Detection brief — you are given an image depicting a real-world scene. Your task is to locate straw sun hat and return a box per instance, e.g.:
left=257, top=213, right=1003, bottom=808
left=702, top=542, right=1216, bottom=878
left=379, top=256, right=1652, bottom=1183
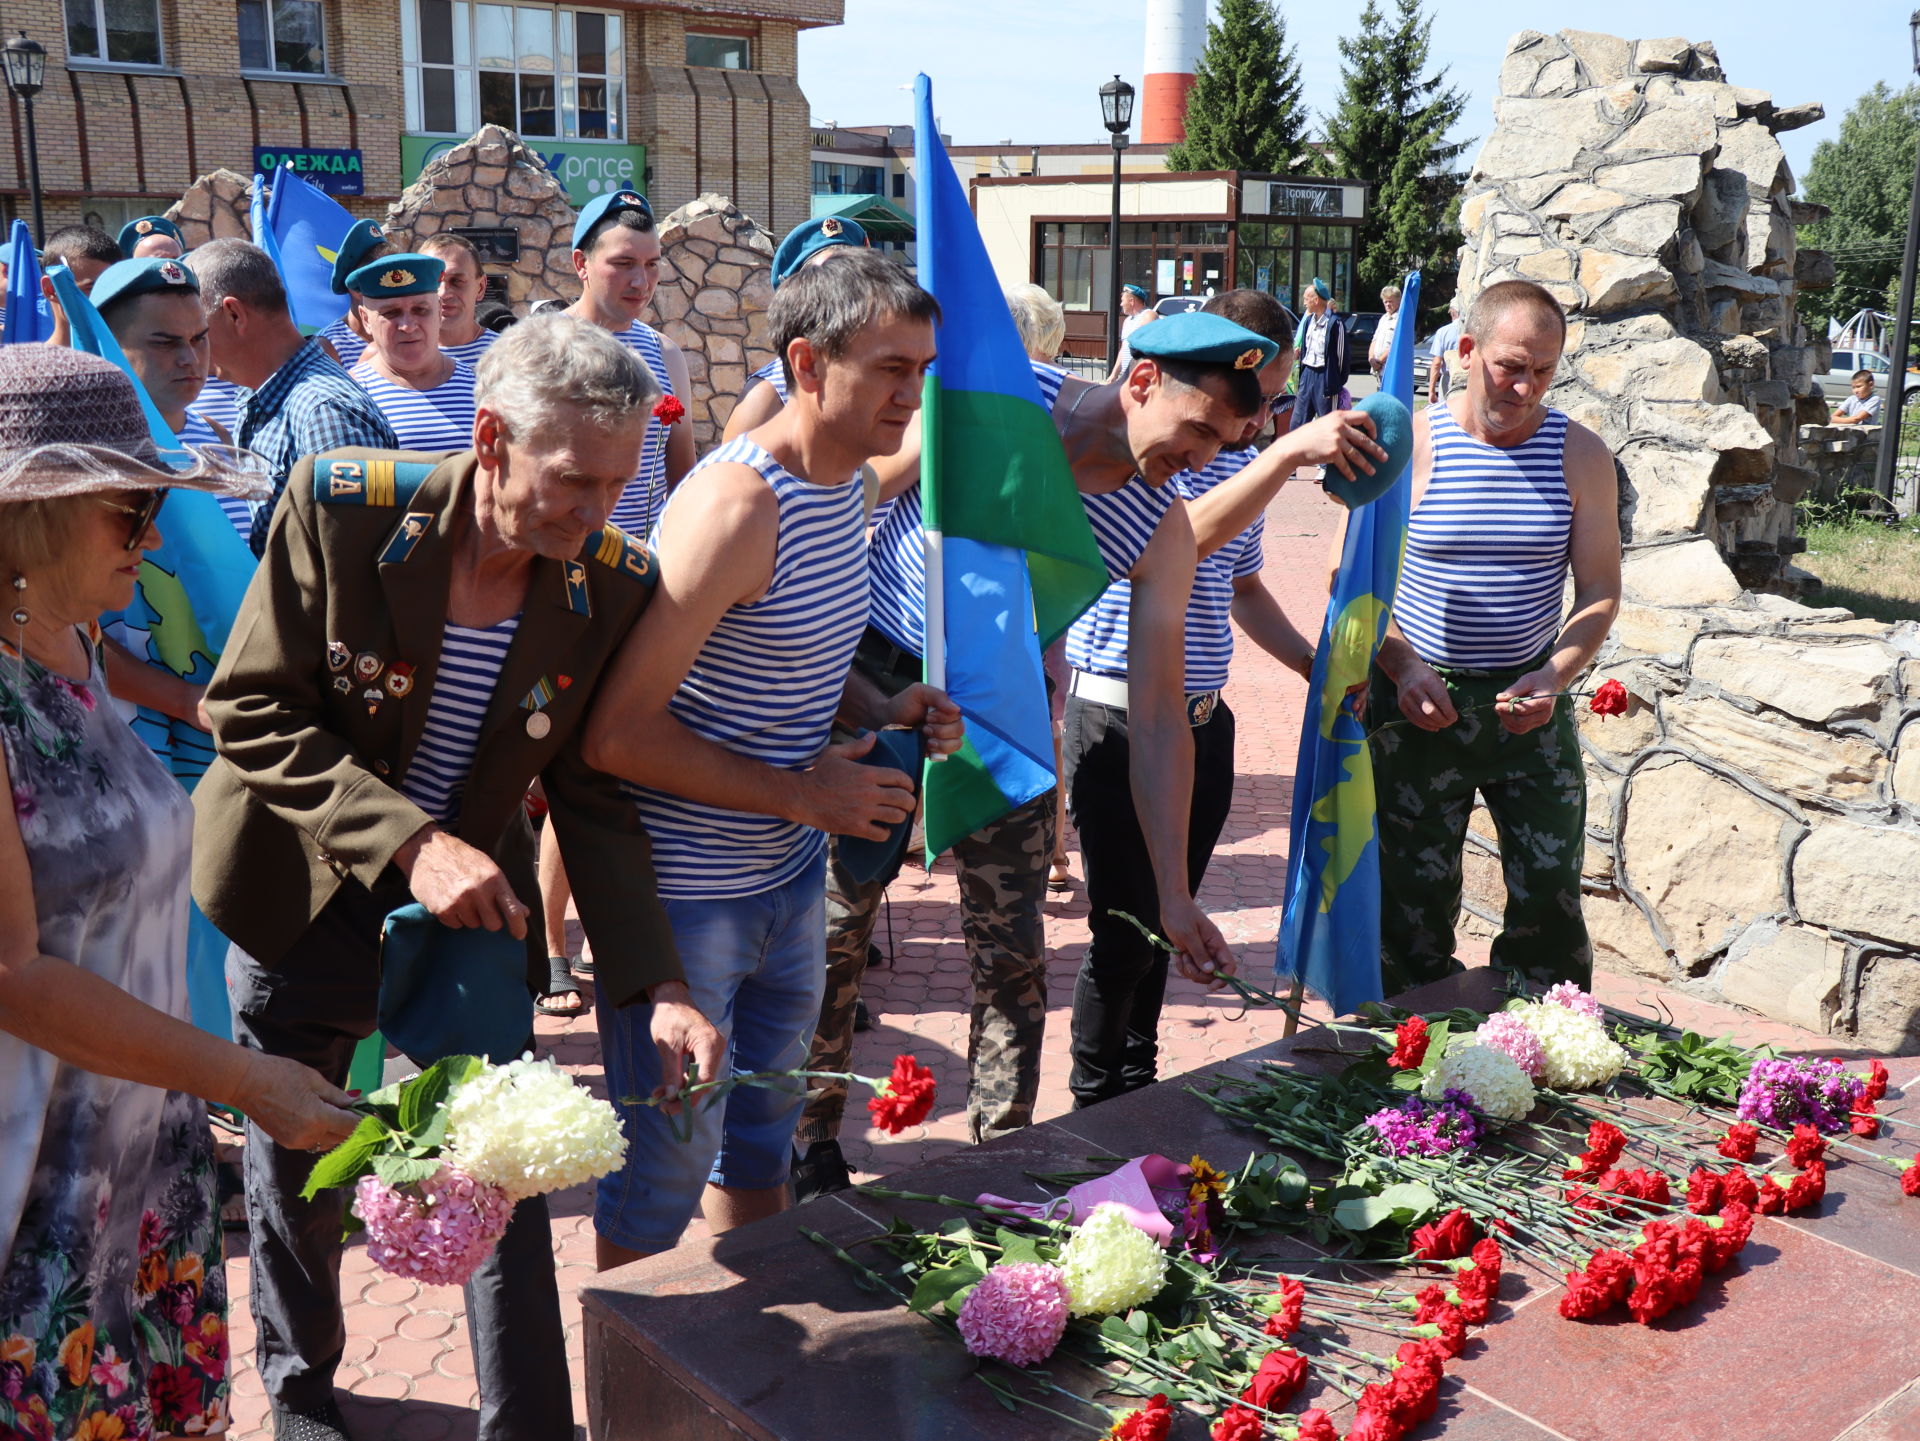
left=0, top=344, right=270, bottom=502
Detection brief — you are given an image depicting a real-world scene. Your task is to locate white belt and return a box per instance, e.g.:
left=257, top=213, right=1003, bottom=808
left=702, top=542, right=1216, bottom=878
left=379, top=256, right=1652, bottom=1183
left=1069, top=670, right=1220, bottom=727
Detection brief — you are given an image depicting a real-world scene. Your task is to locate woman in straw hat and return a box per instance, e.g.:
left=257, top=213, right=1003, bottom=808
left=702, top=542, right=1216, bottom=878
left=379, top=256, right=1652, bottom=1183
left=0, top=347, right=358, bottom=1441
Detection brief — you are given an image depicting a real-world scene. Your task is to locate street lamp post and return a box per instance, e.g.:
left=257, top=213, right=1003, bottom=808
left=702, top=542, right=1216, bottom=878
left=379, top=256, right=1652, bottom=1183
left=2, top=33, right=47, bottom=246
left=1874, top=9, right=1920, bottom=505
left=1099, top=75, right=1135, bottom=370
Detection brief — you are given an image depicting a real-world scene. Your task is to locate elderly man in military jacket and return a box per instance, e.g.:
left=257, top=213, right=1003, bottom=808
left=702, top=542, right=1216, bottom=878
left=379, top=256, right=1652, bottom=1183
left=193, top=314, right=718, bottom=1441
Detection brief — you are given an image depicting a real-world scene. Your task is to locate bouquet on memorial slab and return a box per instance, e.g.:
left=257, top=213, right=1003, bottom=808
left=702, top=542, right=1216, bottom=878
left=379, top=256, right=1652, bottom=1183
left=618, top=1052, right=939, bottom=1141
left=302, top=1054, right=627, bottom=1286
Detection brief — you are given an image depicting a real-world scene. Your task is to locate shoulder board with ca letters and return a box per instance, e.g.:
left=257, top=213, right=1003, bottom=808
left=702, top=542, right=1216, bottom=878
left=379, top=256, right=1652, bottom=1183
left=314, top=455, right=437, bottom=509
left=587, top=525, right=658, bottom=587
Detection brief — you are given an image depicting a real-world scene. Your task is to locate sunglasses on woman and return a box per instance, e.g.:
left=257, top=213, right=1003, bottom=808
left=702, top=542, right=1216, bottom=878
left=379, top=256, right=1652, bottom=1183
left=95, top=489, right=169, bottom=551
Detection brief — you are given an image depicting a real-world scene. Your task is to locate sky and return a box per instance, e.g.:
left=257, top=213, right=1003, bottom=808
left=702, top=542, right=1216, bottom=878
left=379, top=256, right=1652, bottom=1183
left=798, top=0, right=1918, bottom=188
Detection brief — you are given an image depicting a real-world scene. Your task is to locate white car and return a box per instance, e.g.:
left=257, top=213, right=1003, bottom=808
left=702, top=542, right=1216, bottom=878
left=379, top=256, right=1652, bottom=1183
left=1820, top=347, right=1919, bottom=404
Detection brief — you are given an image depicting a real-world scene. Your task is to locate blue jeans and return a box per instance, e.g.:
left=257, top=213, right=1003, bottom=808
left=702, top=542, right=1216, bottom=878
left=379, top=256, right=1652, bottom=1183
left=594, top=854, right=827, bottom=1253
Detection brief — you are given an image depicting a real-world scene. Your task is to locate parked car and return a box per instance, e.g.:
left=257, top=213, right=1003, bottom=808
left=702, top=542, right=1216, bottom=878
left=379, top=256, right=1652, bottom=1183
left=1343, top=310, right=1385, bottom=358
left=1153, top=295, right=1206, bottom=316
left=1820, top=347, right=1920, bottom=405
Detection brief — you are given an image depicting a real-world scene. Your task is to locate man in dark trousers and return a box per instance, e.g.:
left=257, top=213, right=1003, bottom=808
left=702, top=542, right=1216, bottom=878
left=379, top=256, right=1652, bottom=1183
left=1290, top=276, right=1350, bottom=427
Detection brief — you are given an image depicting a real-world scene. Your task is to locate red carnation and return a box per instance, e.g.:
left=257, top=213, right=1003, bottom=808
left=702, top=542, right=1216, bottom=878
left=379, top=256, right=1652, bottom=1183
left=1587, top=1248, right=1634, bottom=1302
left=1411, top=1208, right=1475, bottom=1261
left=1589, top=678, right=1629, bottom=718
left=1755, top=1174, right=1788, bottom=1215
left=1852, top=1099, right=1880, bottom=1138
left=1453, top=1267, right=1496, bottom=1324
left=1209, top=1405, right=1264, bottom=1441
left=1410, top=1282, right=1451, bottom=1324
left=1786, top=1125, right=1827, bottom=1170
left=1558, top=1271, right=1614, bottom=1319
left=1388, top=1361, right=1443, bottom=1426
left=1785, top=1159, right=1827, bottom=1212
left=1624, top=1169, right=1672, bottom=1207
left=651, top=394, right=686, bottom=425
left=1468, top=1238, right=1503, bottom=1281
left=1428, top=1304, right=1468, bottom=1358
left=1904, top=1158, right=1920, bottom=1198
left=1719, top=1166, right=1759, bottom=1210
left=1389, top=1015, right=1430, bottom=1069
left=1346, top=1406, right=1407, bottom=1441
left=1685, top=1167, right=1723, bottom=1215
left=1717, top=1123, right=1760, bottom=1161
left=866, top=1054, right=936, bottom=1134
left=1865, top=1059, right=1890, bottom=1104
left=1707, top=1201, right=1754, bottom=1272
left=1294, top=1411, right=1339, bottom=1441
left=1112, top=1395, right=1174, bottom=1441
left=1564, top=1120, right=1627, bottom=1180
left=1262, top=1277, right=1305, bottom=1338
left=1241, top=1347, right=1310, bottom=1410
left=1625, top=1266, right=1680, bottom=1324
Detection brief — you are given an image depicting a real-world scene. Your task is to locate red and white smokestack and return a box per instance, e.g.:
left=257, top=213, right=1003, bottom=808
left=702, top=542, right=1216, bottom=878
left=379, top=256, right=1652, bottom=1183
left=1141, top=0, right=1206, bottom=144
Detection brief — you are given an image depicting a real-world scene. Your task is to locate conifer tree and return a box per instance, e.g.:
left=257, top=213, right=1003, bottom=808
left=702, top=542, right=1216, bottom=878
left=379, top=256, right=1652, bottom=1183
left=1165, top=0, right=1307, bottom=174
left=1319, top=0, right=1469, bottom=314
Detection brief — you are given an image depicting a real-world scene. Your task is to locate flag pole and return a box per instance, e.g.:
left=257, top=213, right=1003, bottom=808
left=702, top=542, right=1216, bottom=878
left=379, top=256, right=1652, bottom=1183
left=923, top=526, right=946, bottom=695
left=1281, top=977, right=1306, bottom=1038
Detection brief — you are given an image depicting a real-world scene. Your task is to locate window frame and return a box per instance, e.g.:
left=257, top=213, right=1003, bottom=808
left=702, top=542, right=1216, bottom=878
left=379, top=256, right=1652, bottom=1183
left=684, top=30, right=750, bottom=70
left=64, top=0, right=166, bottom=69
left=403, top=0, right=624, bottom=141
left=238, top=0, right=330, bottom=77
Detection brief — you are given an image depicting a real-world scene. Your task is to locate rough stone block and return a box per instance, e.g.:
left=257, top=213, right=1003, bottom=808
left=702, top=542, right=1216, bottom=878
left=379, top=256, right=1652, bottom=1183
left=1621, top=538, right=1741, bottom=605
left=1501, top=31, right=1578, bottom=99
left=1716, top=920, right=1844, bottom=1031
left=1562, top=29, right=1633, bottom=85
left=1895, top=727, right=1920, bottom=808
left=1690, top=635, right=1896, bottom=724
left=1612, top=600, right=1707, bottom=657
left=1620, top=442, right=1713, bottom=538
left=1594, top=155, right=1705, bottom=203
left=1577, top=250, right=1676, bottom=312
left=1794, top=823, right=1920, bottom=948
left=1714, top=120, right=1790, bottom=198
left=1856, top=954, right=1920, bottom=1053
left=1585, top=886, right=1673, bottom=980
left=1662, top=692, right=1886, bottom=804
left=1617, top=97, right=1719, bottom=156
left=1635, top=36, right=1694, bottom=72
left=1620, top=756, right=1795, bottom=967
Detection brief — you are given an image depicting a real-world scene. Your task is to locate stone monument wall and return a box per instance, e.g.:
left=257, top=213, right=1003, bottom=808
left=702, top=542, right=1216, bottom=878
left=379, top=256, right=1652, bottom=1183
left=653, top=195, right=776, bottom=450
left=1456, top=31, right=1920, bottom=1048
left=167, top=170, right=253, bottom=249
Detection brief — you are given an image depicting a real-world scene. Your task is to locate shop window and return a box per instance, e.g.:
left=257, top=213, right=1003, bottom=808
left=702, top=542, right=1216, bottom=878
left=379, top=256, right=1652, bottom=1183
left=66, top=0, right=163, bottom=66
left=685, top=32, right=748, bottom=69
left=239, top=0, right=326, bottom=73
left=404, top=0, right=622, bottom=139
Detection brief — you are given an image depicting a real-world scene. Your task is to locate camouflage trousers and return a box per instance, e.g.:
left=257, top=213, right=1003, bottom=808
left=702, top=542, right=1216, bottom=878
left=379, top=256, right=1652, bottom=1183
left=1370, top=659, right=1593, bottom=996
left=799, top=791, right=1055, bottom=1147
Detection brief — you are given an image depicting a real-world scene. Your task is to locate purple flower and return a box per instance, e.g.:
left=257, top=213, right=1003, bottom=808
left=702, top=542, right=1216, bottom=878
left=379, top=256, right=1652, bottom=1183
left=353, top=1163, right=514, bottom=1287
left=1363, top=1091, right=1483, bottom=1158
left=1737, top=1056, right=1866, bottom=1135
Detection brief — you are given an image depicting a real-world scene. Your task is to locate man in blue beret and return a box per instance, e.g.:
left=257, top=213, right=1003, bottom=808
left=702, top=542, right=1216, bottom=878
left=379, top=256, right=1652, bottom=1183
left=117, top=214, right=184, bottom=260
left=316, top=218, right=391, bottom=370
left=722, top=214, right=869, bottom=441
left=1106, top=282, right=1160, bottom=380
left=1291, top=276, right=1351, bottom=427
left=342, top=253, right=482, bottom=458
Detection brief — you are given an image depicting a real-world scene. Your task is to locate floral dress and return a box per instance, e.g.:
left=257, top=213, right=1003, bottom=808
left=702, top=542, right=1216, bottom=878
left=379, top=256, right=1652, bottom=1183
left=0, top=632, right=228, bottom=1441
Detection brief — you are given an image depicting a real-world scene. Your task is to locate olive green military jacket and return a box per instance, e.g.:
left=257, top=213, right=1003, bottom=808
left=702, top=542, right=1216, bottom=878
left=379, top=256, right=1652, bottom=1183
left=191, top=448, right=680, bottom=1008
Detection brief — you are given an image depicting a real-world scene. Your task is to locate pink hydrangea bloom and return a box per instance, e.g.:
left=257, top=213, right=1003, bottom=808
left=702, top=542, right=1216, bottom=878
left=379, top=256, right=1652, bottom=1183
left=353, top=1163, right=514, bottom=1287
left=1475, top=1012, right=1547, bottom=1079
left=1543, top=981, right=1603, bottom=1022
left=955, top=1262, right=1072, bottom=1367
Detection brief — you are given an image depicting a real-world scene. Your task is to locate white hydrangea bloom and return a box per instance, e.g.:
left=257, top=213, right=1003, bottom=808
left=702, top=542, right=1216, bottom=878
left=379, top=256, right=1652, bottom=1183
left=1514, top=1002, right=1628, bottom=1090
left=1420, top=1043, right=1536, bottom=1121
left=445, top=1056, right=628, bottom=1200
left=1056, top=1203, right=1168, bottom=1317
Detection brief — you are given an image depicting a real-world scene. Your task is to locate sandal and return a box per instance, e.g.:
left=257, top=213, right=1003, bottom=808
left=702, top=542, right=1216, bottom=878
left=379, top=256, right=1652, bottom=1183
left=538, top=955, right=586, bottom=1015
left=1048, top=862, right=1074, bottom=891
left=573, top=937, right=595, bottom=977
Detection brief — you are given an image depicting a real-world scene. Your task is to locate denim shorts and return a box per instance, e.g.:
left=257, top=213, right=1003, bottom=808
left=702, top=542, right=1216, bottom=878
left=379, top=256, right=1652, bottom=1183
left=593, top=855, right=827, bottom=1253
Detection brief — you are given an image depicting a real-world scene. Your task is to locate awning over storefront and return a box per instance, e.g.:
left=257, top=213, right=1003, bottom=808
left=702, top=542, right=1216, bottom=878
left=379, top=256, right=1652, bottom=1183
left=811, top=192, right=916, bottom=243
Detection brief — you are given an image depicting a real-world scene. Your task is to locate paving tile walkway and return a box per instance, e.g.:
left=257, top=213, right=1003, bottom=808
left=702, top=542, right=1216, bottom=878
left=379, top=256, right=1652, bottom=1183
left=218, top=478, right=1823, bottom=1439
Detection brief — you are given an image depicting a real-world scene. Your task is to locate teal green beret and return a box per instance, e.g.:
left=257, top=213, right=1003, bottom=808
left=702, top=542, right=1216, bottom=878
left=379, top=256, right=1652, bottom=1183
left=91, top=256, right=199, bottom=314
left=572, top=188, right=653, bottom=250
left=345, top=253, right=444, bottom=299
left=1129, top=311, right=1280, bottom=372
left=772, top=216, right=869, bottom=287
left=329, top=219, right=388, bottom=295
left=116, top=216, right=182, bottom=255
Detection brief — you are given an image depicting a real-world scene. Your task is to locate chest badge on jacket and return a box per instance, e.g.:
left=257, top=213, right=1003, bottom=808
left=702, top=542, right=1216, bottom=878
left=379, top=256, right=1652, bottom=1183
left=521, top=675, right=560, bottom=739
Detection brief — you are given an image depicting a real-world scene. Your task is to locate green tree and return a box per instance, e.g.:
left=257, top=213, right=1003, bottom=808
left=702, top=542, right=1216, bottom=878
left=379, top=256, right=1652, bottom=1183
left=1800, top=82, right=1920, bottom=331
left=1318, top=0, right=1469, bottom=317
left=1165, top=0, right=1307, bottom=174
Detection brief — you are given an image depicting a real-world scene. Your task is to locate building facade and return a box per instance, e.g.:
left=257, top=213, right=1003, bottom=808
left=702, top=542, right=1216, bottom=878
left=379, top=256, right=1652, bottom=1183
left=0, top=0, right=839, bottom=239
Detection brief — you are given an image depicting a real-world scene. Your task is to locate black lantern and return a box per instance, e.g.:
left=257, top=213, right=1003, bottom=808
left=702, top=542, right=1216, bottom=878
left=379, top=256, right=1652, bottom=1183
left=3, top=32, right=47, bottom=244
left=1910, top=8, right=1920, bottom=72
left=1100, top=76, right=1135, bottom=369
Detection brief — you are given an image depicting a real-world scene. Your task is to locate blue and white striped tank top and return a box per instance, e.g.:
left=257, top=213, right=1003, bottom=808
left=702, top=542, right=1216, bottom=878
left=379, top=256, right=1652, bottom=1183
left=1395, top=403, right=1573, bottom=669
left=442, top=331, right=496, bottom=368
left=610, top=321, right=677, bottom=537
left=627, top=439, right=870, bottom=898
left=181, top=377, right=250, bottom=538
left=1068, top=446, right=1265, bottom=692
left=401, top=616, right=519, bottom=824
left=750, top=357, right=790, bottom=403
left=318, top=316, right=367, bottom=371
left=351, top=359, right=478, bottom=453
left=867, top=362, right=1176, bottom=657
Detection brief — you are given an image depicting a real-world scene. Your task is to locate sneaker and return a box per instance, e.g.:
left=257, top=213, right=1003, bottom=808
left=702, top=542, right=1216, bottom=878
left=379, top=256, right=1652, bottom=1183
left=853, top=997, right=873, bottom=1033
left=790, top=1138, right=853, bottom=1204
left=272, top=1402, right=352, bottom=1441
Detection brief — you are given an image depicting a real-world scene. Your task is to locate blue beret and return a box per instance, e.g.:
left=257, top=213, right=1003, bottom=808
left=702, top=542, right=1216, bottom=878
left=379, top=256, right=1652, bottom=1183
left=1309, top=276, right=1331, bottom=300
left=91, top=256, right=199, bottom=314
left=1122, top=284, right=1148, bottom=302
left=572, top=188, right=653, bottom=251
left=116, top=216, right=182, bottom=255
left=345, top=253, right=444, bottom=299
left=329, top=219, right=388, bottom=295
left=1326, top=393, right=1413, bottom=510
left=771, top=216, right=869, bottom=288
left=1128, top=310, right=1280, bottom=372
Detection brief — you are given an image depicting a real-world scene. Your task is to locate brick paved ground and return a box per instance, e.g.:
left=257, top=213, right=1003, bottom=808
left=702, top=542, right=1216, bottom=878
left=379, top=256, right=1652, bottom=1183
left=218, top=478, right=1827, bottom=1439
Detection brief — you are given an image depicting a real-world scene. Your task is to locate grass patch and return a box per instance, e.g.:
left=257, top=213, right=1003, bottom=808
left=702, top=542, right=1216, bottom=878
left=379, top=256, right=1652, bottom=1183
left=1797, top=507, right=1920, bottom=625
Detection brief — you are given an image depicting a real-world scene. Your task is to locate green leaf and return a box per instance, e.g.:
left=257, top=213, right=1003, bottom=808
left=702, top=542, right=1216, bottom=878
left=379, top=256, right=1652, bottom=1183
left=300, top=1115, right=391, bottom=1199
left=994, top=1227, right=1044, bottom=1266
left=371, top=1154, right=440, bottom=1187
left=398, top=1054, right=479, bottom=1136
left=907, top=1261, right=983, bottom=1315
left=1333, top=1195, right=1399, bottom=1232
left=1126, top=1310, right=1152, bottom=1337
left=1377, top=1182, right=1438, bottom=1221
